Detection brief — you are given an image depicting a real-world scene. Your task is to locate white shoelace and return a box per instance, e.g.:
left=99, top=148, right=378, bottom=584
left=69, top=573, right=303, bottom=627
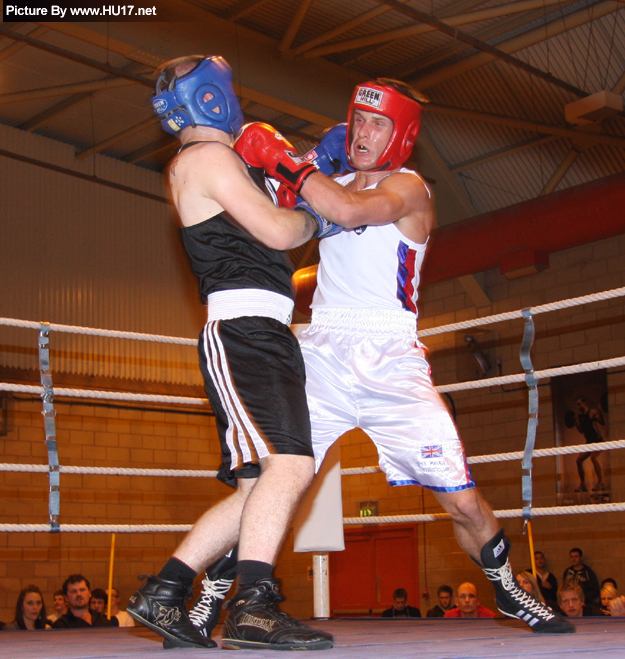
left=189, top=577, right=234, bottom=626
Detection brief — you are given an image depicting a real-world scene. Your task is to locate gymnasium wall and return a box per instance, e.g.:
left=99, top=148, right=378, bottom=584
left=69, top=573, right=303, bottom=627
left=1, top=122, right=624, bottom=622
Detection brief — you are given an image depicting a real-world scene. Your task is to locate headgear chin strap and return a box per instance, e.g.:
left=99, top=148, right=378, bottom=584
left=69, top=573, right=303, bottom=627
left=346, top=79, right=424, bottom=171
left=152, top=56, right=244, bottom=136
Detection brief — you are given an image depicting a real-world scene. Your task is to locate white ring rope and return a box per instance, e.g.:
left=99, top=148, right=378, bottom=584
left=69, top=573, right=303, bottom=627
left=344, top=501, right=625, bottom=525
left=417, top=286, right=625, bottom=337
left=0, top=316, right=197, bottom=345
left=1, top=500, right=624, bottom=533
left=2, top=353, right=624, bottom=404
left=2, top=439, right=623, bottom=478
left=1, top=285, right=624, bottom=531
left=1, top=285, right=623, bottom=344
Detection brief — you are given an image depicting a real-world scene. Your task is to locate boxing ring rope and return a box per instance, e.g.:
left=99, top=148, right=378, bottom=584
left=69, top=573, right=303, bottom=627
left=0, top=283, right=624, bottom=534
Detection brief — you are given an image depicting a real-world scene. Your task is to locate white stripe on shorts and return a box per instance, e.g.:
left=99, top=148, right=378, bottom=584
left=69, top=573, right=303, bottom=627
left=203, top=322, right=270, bottom=468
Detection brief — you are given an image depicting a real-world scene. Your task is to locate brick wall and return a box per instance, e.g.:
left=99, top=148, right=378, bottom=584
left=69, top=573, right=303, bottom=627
left=1, top=233, right=624, bottom=623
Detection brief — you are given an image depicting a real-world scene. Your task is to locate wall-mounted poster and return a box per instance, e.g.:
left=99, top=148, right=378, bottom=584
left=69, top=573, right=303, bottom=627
left=551, top=370, right=610, bottom=506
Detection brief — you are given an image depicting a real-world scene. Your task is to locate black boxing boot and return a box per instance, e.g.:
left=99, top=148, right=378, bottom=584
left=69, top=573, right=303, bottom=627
left=188, top=547, right=238, bottom=640
left=127, top=574, right=216, bottom=649
left=221, top=577, right=334, bottom=650
left=480, top=529, right=575, bottom=634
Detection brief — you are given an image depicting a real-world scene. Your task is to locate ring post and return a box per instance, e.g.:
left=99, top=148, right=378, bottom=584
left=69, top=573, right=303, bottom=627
left=312, top=554, right=330, bottom=619
left=107, top=533, right=116, bottom=619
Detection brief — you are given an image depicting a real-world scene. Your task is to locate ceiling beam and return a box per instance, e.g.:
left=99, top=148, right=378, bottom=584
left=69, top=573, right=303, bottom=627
left=290, top=0, right=490, bottom=57
left=0, top=24, right=48, bottom=63
left=76, top=116, right=161, bottom=161
left=375, top=0, right=590, bottom=97
left=386, top=3, right=573, bottom=78
left=123, top=136, right=176, bottom=164
left=426, top=102, right=625, bottom=148
left=222, top=0, right=271, bottom=22
left=280, top=0, right=314, bottom=53
left=449, top=137, right=557, bottom=174
left=0, top=78, right=134, bottom=105
left=410, top=0, right=621, bottom=89
left=0, top=26, right=154, bottom=87
left=301, top=0, right=568, bottom=59
left=19, top=92, right=91, bottom=131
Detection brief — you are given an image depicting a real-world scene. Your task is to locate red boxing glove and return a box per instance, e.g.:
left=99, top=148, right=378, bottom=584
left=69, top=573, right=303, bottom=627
left=235, top=122, right=317, bottom=193
left=276, top=183, right=296, bottom=209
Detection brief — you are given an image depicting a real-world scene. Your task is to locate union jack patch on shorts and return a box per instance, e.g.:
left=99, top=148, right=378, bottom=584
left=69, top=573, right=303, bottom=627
left=421, top=445, right=443, bottom=459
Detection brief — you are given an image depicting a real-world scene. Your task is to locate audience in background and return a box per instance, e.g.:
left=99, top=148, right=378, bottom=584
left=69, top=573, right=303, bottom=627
left=89, top=589, right=108, bottom=615
left=557, top=580, right=600, bottom=617
left=531, top=551, right=558, bottom=608
left=106, top=587, right=135, bottom=627
left=516, top=571, right=546, bottom=604
left=601, top=578, right=618, bottom=589
left=52, top=575, right=114, bottom=629
left=382, top=588, right=421, bottom=618
left=47, top=590, right=68, bottom=624
left=562, top=548, right=600, bottom=606
left=2, top=585, right=49, bottom=630
left=426, top=585, right=456, bottom=617
left=444, top=583, right=496, bottom=619
left=600, top=584, right=620, bottom=616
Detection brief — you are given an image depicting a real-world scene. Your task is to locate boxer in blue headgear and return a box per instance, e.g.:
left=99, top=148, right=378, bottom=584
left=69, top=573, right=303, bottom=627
left=152, top=55, right=244, bottom=136
left=127, top=55, right=337, bottom=652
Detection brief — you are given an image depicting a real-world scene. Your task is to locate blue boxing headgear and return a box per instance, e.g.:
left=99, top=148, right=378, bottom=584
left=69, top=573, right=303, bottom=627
left=152, top=56, right=244, bottom=136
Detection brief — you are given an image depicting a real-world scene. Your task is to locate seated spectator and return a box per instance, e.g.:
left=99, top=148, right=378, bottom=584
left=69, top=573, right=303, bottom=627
left=3, top=585, right=49, bottom=630
left=52, top=575, right=114, bottom=628
left=89, top=589, right=107, bottom=615
left=444, top=583, right=496, bottom=619
left=600, top=584, right=620, bottom=616
left=381, top=588, right=421, bottom=618
left=557, top=580, right=600, bottom=617
left=426, top=585, right=456, bottom=617
left=106, top=587, right=135, bottom=627
left=531, top=551, right=558, bottom=607
left=47, top=589, right=68, bottom=624
left=562, top=548, right=600, bottom=606
left=609, top=596, right=625, bottom=617
left=516, top=571, right=545, bottom=604
left=601, top=578, right=618, bottom=589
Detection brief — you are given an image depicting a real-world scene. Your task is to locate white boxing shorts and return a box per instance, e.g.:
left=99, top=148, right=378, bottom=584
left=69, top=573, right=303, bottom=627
left=299, top=308, right=475, bottom=492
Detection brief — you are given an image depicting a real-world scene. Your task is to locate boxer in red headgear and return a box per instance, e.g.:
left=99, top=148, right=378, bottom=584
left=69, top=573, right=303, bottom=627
left=236, top=77, right=574, bottom=636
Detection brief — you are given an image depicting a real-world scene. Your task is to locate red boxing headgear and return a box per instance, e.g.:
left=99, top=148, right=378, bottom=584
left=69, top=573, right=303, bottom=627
left=346, top=78, right=425, bottom=171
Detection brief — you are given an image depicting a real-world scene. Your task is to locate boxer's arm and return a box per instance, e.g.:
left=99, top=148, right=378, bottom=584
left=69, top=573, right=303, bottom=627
left=300, top=171, right=434, bottom=243
left=169, top=142, right=316, bottom=250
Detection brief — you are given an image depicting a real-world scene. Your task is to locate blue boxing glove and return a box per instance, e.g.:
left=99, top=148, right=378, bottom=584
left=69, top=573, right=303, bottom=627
left=294, top=199, right=344, bottom=239
left=303, top=123, right=354, bottom=176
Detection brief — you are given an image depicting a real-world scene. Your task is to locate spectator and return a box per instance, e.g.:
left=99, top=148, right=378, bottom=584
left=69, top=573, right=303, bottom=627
left=52, top=575, right=114, bottom=629
left=600, top=584, right=620, bottom=616
left=562, top=548, right=600, bottom=606
left=47, top=589, right=68, bottom=624
left=381, top=588, right=421, bottom=618
left=89, top=589, right=107, bottom=614
left=601, top=578, right=618, bottom=589
left=106, top=587, right=135, bottom=627
left=557, top=580, right=600, bottom=617
left=426, top=585, right=456, bottom=617
left=444, top=583, right=496, bottom=619
left=3, top=585, right=49, bottom=630
left=609, top=596, right=625, bottom=617
left=532, top=551, right=558, bottom=607
left=516, top=572, right=545, bottom=604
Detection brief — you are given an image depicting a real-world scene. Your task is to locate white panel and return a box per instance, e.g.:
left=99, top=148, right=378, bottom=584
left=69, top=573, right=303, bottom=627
left=0, top=124, right=204, bottom=386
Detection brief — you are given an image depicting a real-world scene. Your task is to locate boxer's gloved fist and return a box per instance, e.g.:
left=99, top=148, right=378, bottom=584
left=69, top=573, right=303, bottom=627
left=303, top=123, right=354, bottom=176
left=235, top=122, right=317, bottom=193
left=276, top=183, right=297, bottom=209
left=294, top=200, right=343, bottom=240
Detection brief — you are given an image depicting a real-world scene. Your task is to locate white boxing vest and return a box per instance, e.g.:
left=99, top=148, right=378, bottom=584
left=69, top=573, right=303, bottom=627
left=311, top=169, right=428, bottom=318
